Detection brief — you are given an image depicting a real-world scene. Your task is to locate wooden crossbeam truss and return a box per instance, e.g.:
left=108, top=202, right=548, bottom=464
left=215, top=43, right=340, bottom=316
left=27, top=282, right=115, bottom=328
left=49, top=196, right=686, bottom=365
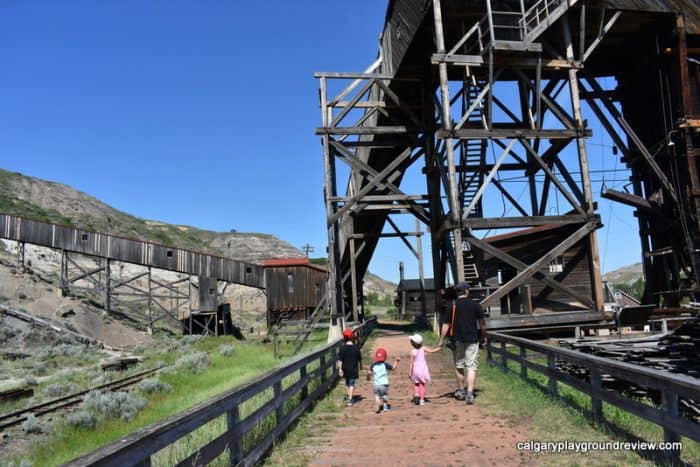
left=60, top=250, right=193, bottom=332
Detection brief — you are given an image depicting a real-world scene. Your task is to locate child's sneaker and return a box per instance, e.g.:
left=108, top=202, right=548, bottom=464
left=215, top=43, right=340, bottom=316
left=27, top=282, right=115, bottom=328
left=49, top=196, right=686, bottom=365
left=454, top=388, right=466, bottom=400
left=382, top=403, right=390, bottom=412
left=411, top=395, right=419, bottom=405
left=346, top=398, right=353, bottom=406
left=419, top=399, right=426, bottom=406
left=465, top=392, right=475, bottom=405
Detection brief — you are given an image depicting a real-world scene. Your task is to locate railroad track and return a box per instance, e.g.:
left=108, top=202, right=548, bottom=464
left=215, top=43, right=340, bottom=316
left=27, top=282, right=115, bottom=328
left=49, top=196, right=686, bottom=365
left=0, top=366, right=162, bottom=431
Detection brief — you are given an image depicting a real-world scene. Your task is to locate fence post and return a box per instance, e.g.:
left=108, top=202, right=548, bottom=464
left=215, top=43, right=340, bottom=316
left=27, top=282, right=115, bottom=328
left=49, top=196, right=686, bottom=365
left=519, top=344, right=527, bottom=378
left=662, top=390, right=681, bottom=464
left=590, top=367, right=602, bottom=421
left=274, top=381, right=284, bottom=427
left=226, top=406, right=243, bottom=465
left=134, top=458, right=152, bottom=467
left=320, top=353, right=327, bottom=384
left=487, top=337, right=493, bottom=363
left=547, top=354, right=558, bottom=396
left=500, top=341, right=507, bottom=369
left=300, top=364, right=309, bottom=401
left=273, top=329, right=279, bottom=359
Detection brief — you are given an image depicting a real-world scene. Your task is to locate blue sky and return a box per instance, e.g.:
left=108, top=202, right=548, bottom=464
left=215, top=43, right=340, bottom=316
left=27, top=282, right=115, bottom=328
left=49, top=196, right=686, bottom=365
left=0, top=1, right=640, bottom=283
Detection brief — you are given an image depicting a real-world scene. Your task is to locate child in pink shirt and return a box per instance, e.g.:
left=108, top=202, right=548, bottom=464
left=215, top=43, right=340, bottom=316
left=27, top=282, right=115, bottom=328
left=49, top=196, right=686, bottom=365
left=408, top=334, right=440, bottom=406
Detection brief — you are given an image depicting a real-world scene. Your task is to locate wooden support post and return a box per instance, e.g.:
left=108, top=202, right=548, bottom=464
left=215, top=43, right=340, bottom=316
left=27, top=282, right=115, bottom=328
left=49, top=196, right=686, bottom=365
left=416, top=219, right=427, bottom=319
left=433, top=0, right=464, bottom=282
left=349, top=220, right=358, bottom=322
left=662, top=390, right=681, bottom=464
left=590, top=367, right=602, bottom=421
left=60, top=250, right=69, bottom=296
left=299, top=365, right=309, bottom=401
left=18, top=241, right=25, bottom=272
left=563, top=18, right=604, bottom=311
left=500, top=341, right=507, bottom=369
left=548, top=354, right=558, bottom=396
left=519, top=344, right=527, bottom=378
left=147, top=267, right=153, bottom=335
left=103, top=258, right=111, bottom=315
left=320, top=354, right=327, bottom=384
left=274, top=381, right=284, bottom=428
left=226, top=405, right=243, bottom=465
left=487, top=337, right=493, bottom=363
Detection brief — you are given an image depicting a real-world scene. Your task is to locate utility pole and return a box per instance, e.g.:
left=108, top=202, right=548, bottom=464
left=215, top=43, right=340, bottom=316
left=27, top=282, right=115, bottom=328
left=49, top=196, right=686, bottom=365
left=300, top=244, right=315, bottom=257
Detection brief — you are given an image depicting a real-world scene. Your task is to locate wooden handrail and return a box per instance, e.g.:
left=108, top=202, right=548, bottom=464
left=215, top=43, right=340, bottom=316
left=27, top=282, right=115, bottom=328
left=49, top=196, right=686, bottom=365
left=67, top=317, right=377, bottom=467
left=485, top=330, right=699, bottom=464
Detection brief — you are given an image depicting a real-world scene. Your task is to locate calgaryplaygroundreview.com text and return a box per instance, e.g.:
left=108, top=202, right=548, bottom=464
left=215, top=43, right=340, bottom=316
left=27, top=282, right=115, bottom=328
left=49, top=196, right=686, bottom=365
left=516, top=440, right=683, bottom=454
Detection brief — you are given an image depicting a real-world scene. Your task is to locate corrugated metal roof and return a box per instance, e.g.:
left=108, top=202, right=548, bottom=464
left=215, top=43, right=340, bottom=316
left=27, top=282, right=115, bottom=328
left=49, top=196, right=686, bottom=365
left=263, top=257, right=328, bottom=273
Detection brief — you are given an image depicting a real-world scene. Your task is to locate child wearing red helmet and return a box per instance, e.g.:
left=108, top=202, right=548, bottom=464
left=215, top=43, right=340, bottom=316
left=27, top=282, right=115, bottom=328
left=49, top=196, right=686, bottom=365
left=337, top=328, right=362, bottom=406
left=367, top=347, right=400, bottom=413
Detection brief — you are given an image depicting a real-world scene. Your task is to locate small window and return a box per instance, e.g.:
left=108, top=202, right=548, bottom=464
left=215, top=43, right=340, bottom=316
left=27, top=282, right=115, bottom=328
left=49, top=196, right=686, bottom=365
left=314, top=283, right=321, bottom=296
left=549, top=256, right=565, bottom=274
left=246, top=267, right=252, bottom=274
left=166, top=250, right=173, bottom=257
left=287, top=272, right=294, bottom=294
left=81, top=233, right=88, bottom=241
left=209, top=288, right=215, bottom=295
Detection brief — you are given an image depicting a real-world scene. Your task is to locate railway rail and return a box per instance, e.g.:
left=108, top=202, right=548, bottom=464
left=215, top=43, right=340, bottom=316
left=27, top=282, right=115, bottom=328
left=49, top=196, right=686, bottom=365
left=0, top=366, right=162, bottom=431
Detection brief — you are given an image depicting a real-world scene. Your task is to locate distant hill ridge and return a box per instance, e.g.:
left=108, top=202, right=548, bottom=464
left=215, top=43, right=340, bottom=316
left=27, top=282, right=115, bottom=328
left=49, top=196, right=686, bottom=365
left=0, top=168, right=303, bottom=263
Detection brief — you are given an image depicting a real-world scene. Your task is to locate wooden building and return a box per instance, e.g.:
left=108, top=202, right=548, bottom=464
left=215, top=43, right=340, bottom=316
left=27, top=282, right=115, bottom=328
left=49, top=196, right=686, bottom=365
left=396, top=278, right=437, bottom=317
left=483, top=224, right=594, bottom=316
left=263, top=258, right=327, bottom=328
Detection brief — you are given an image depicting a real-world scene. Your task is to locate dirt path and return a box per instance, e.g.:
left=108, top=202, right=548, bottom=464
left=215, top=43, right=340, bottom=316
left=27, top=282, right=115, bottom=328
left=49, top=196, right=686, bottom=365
left=308, top=328, right=534, bottom=466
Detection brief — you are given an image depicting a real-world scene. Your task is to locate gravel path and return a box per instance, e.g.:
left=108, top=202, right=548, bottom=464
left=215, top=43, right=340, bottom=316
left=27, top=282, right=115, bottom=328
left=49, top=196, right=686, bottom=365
left=308, top=328, right=534, bottom=466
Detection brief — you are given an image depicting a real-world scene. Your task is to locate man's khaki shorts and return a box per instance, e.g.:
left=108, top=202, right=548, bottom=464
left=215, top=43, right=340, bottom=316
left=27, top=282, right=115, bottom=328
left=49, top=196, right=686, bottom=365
left=453, top=342, right=479, bottom=370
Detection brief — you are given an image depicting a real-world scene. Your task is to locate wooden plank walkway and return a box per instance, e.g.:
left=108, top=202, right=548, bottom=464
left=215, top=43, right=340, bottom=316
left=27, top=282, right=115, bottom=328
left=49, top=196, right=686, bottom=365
left=308, top=328, right=533, bottom=466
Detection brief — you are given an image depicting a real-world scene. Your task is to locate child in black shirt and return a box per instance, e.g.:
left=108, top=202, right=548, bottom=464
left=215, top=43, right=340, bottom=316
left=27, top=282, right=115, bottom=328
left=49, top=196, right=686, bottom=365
left=337, top=328, right=362, bottom=406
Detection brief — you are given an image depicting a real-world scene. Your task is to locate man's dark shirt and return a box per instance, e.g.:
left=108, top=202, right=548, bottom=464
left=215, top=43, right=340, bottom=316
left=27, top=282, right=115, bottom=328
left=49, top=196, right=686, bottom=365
left=449, top=296, right=485, bottom=343
left=338, top=343, right=362, bottom=379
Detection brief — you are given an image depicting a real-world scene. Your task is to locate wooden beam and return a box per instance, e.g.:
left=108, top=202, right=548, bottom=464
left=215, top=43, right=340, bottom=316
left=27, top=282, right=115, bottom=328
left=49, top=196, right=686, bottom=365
left=463, top=214, right=588, bottom=229
left=439, top=129, right=589, bottom=139
left=432, top=53, right=581, bottom=69
left=601, top=188, right=659, bottom=212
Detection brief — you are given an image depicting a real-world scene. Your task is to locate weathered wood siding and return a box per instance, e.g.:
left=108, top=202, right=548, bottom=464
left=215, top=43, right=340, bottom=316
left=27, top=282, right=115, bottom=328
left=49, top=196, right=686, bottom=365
left=0, top=213, right=265, bottom=288
left=484, top=226, right=593, bottom=312
left=265, top=265, right=327, bottom=312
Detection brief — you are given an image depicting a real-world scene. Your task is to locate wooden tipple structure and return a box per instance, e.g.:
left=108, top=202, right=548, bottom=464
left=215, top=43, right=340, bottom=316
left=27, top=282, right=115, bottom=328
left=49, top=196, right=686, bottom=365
left=317, top=0, right=700, bottom=327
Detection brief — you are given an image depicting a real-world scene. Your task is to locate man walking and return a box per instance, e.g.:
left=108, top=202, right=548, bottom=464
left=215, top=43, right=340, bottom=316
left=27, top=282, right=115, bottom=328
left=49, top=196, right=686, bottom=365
left=437, top=281, right=487, bottom=404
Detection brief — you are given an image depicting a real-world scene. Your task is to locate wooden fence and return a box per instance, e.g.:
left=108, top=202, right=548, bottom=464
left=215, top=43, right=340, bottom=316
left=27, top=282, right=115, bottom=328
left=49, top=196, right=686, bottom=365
left=68, top=317, right=377, bottom=467
left=486, top=331, right=700, bottom=461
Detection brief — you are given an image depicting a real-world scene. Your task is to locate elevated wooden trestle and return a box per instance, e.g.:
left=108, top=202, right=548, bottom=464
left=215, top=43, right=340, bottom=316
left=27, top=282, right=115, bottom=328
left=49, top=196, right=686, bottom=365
left=0, top=212, right=265, bottom=330
left=317, top=0, right=700, bottom=325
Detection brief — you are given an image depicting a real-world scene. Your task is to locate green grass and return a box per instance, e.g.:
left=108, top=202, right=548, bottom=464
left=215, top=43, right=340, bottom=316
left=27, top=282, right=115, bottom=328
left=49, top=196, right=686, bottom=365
left=480, top=345, right=700, bottom=466
left=24, top=334, right=328, bottom=466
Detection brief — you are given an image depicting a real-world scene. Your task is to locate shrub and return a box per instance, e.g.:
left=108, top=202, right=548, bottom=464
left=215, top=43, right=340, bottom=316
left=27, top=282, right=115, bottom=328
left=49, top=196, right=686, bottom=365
left=33, top=361, right=47, bottom=376
left=137, top=378, right=173, bottom=394
left=35, top=347, right=53, bottom=361
left=218, top=344, right=235, bottom=357
left=82, top=390, right=146, bottom=421
left=175, top=351, right=210, bottom=374
left=21, top=415, right=43, bottom=434
left=24, top=376, right=38, bottom=386
left=178, top=335, right=203, bottom=349
left=43, top=382, right=77, bottom=398
left=66, top=410, right=98, bottom=429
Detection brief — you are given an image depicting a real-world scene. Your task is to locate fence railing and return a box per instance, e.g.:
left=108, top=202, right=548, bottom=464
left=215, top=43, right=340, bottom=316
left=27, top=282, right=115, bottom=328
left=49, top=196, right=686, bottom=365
left=486, top=331, right=700, bottom=462
left=67, top=317, right=377, bottom=467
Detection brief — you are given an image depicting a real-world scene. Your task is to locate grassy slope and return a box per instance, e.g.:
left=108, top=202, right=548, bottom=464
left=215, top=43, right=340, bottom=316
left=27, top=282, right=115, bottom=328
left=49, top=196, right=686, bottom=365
left=0, top=168, right=282, bottom=255
left=26, top=333, right=327, bottom=466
